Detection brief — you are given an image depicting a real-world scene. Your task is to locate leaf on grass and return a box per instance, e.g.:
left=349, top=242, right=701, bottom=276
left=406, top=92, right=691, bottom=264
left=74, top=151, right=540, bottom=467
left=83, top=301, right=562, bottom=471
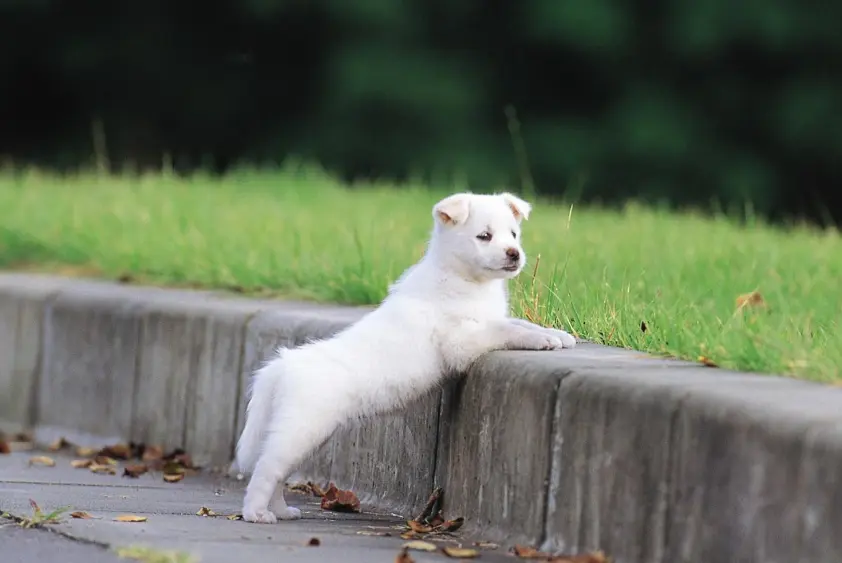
left=29, top=456, right=56, bottom=467
left=114, top=515, right=148, bottom=523
left=402, top=540, right=437, bottom=552
left=441, top=546, right=479, bottom=558
left=98, top=444, right=132, bottom=460
left=163, top=473, right=184, bottom=483
left=89, top=463, right=117, bottom=475
left=395, top=548, right=415, bottom=563
left=196, top=507, right=217, bottom=517
left=71, top=459, right=93, bottom=469
left=0, top=440, right=10, bottom=454
left=319, top=482, right=360, bottom=513
left=123, top=464, right=149, bottom=478
left=697, top=356, right=718, bottom=368
left=70, top=511, right=95, bottom=519
left=47, top=437, right=71, bottom=451
left=307, top=537, right=321, bottom=546
left=736, top=291, right=765, bottom=309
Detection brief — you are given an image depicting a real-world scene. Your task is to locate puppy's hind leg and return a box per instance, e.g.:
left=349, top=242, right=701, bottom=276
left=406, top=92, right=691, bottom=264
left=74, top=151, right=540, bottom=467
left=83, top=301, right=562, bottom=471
left=242, top=400, right=342, bottom=523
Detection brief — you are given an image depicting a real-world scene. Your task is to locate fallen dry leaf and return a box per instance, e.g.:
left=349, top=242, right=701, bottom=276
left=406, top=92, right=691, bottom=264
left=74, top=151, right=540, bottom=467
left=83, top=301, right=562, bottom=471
left=70, top=511, right=95, bottom=519
left=163, top=473, right=185, bottom=483
left=70, top=459, right=93, bottom=469
left=89, top=463, right=117, bottom=475
left=697, top=356, right=718, bottom=368
left=407, top=520, right=434, bottom=534
left=402, top=540, right=437, bottom=552
left=400, top=531, right=418, bottom=540
left=0, top=440, right=10, bottom=454
left=413, top=486, right=443, bottom=524
left=319, top=482, right=360, bottom=513
left=123, top=464, right=149, bottom=478
left=196, top=507, right=217, bottom=517
left=93, top=455, right=117, bottom=466
left=114, top=514, right=148, bottom=523
left=442, top=546, right=479, bottom=558
left=512, top=545, right=553, bottom=559
left=395, top=548, right=415, bottom=563
left=141, top=445, right=164, bottom=462
left=47, top=437, right=71, bottom=451
left=736, top=290, right=765, bottom=309
left=75, top=446, right=97, bottom=457
left=308, top=481, right=326, bottom=497
left=356, top=530, right=392, bottom=537
left=28, top=455, right=56, bottom=467
left=307, top=537, right=321, bottom=546
left=98, top=444, right=132, bottom=460
left=434, top=517, right=464, bottom=533
left=226, top=514, right=243, bottom=521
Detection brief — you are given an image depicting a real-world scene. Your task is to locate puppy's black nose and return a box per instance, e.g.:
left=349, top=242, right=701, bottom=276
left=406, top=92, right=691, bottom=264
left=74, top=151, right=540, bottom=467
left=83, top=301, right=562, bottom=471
left=506, top=247, right=520, bottom=261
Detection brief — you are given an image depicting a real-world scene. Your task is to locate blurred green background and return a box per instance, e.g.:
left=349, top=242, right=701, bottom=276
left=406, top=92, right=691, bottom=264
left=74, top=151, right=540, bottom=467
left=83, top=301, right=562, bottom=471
left=1, top=0, right=840, bottom=223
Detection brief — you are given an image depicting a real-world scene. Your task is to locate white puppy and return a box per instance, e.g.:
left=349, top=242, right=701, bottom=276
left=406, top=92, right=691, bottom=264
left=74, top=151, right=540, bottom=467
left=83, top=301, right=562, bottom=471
left=235, top=191, right=576, bottom=523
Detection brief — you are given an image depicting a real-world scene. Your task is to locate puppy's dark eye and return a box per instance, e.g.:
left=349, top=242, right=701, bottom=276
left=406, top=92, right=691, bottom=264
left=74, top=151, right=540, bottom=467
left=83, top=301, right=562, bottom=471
left=511, top=230, right=517, bottom=238
left=476, top=231, right=492, bottom=242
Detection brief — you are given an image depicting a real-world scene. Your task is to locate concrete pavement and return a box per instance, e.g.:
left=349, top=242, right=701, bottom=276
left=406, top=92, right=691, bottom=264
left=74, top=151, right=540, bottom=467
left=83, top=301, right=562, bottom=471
left=0, top=449, right=512, bottom=562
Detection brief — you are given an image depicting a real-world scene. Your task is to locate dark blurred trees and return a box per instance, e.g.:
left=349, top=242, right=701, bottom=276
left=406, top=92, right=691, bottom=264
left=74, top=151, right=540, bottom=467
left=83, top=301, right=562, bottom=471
left=1, top=0, right=841, bottom=223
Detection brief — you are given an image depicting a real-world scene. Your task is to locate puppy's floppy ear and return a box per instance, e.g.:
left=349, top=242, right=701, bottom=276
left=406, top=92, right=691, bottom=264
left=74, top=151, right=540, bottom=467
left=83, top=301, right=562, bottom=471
left=500, top=192, right=532, bottom=222
left=433, top=193, right=471, bottom=226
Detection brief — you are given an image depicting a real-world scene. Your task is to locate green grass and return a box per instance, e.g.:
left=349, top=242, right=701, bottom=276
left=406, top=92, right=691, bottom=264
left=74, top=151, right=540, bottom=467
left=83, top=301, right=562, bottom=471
left=0, top=165, right=840, bottom=382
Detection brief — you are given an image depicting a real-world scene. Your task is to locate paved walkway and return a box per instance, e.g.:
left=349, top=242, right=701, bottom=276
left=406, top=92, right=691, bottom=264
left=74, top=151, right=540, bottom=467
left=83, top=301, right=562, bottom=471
left=0, top=449, right=510, bottom=563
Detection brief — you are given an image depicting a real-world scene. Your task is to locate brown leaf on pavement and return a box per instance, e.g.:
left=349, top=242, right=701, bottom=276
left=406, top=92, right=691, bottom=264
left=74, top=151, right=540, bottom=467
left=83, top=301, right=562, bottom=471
left=70, top=511, right=95, bottom=519
left=196, top=507, right=217, bottom=517
left=441, top=546, right=479, bottom=558
left=123, top=464, right=149, bottom=478
left=70, top=459, right=93, bottom=468
left=114, top=514, right=148, bottom=523
left=47, top=437, right=71, bottom=451
left=28, top=456, right=56, bottom=467
left=413, top=486, right=443, bottom=524
left=395, top=548, right=415, bottom=563
left=319, top=482, right=360, bottom=513
left=163, top=473, right=185, bottom=483
left=98, top=444, right=132, bottom=460
left=433, top=517, right=464, bottom=533
left=141, top=445, right=164, bottom=462
left=75, top=446, right=97, bottom=458
left=89, top=463, right=117, bottom=475
left=226, top=514, right=243, bottom=521
left=93, top=455, right=117, bottom=466
left=407, top=520, right=433, bottom=534
left=402, top=541, right=437, bottom=552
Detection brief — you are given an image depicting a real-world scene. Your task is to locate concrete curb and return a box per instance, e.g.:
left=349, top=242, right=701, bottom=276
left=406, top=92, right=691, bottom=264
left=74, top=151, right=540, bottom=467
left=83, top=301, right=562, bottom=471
left=1, top=273, right=841, bottom=562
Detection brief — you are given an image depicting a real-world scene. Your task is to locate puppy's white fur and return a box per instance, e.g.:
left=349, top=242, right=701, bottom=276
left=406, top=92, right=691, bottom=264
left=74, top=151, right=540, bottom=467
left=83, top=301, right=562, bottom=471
left=235, top=192, right=576, bottom=523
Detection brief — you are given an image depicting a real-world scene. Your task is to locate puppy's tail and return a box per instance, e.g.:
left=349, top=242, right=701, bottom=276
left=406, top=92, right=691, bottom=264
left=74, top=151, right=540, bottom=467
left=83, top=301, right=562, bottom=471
left=234, top=352, right=285, bottom=473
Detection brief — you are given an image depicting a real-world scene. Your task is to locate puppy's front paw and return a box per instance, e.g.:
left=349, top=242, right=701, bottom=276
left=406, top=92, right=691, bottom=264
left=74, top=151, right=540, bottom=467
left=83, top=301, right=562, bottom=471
left=242, top=506, right=278, bottom=524
left=553, top=329, right=577, bottom=349
left=275, top=506, right=302, bottom=520
left=517, top=332, right=564, bottom=351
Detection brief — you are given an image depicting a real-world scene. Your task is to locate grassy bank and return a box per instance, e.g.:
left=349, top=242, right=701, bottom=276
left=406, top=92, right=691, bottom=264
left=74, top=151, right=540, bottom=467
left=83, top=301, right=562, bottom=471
left=0, top=166, right=839, bottom=382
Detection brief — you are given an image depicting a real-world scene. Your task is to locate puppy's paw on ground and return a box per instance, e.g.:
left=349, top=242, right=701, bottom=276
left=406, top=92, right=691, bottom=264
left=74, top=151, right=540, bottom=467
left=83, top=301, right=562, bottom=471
left=274, top=506, right=302, bottom=520
left=242, top=507, right=278, bottom=524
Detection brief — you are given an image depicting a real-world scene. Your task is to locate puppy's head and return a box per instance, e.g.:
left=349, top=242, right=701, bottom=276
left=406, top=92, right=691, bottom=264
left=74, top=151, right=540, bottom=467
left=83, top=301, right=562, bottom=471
left=431, top=191, right=531, bottom=281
